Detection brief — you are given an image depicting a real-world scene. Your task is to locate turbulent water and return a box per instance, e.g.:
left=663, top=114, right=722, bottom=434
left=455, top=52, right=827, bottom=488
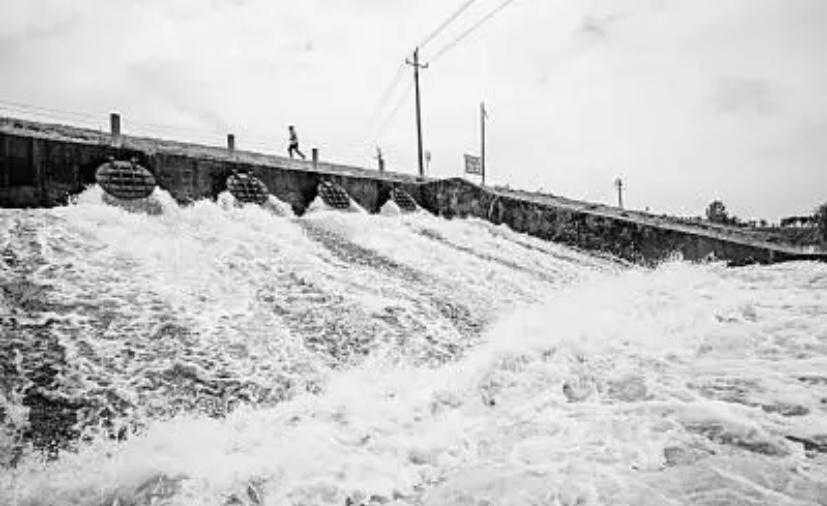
left=0, top=187, right=825, bottom=505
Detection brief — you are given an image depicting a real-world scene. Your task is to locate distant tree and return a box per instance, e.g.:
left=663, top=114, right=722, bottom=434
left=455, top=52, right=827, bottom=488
left=816, top=203, right=827, bottom=242
left=759, top=219, right=768, bottom=228
left=705, top=200, right=729, bottom=224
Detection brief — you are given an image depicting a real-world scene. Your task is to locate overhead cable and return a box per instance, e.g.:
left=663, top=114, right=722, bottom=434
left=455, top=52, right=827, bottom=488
left=419, top=0, right=480, bottom=49
left=428, top=0, right=520, bottom=64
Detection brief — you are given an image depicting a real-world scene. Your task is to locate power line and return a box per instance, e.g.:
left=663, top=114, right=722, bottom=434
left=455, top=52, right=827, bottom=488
left=365, top=61, right=407, bottom=133
left=375, top=63, right=406, bottom=113
left=373, top=81, right=414, bottom=143
left=0, top=106, right=106, bottom=132
left=365, top=0, right=479, bottom=148
left=0, top=97, right=285, bottom=148
left=0, top=99, right=100, bottom=120
left=428, top=0, right=520, bottom=64
left=0, top=99, right=213, bottom=137
left=419, top=0, right=480, bottom=49
left=0, top=99, right=373, bottom=163
left=363, top=0, right=491, bottom=162
left=1, top=98, right=383, bottom=165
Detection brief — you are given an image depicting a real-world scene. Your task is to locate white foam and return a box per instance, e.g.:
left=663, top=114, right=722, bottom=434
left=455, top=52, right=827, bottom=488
left=1, top=197, right=825, bottom=505
left=379, top=199, right=402, bottom=216
left=305, top=195, right=368, bottom=214
left=216, top=191, right=295, bottom=217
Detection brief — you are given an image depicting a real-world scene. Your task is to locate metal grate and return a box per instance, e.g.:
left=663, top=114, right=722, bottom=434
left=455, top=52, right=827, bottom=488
left=226, top=173, right=270, bottom=205
left=95, top=160, right=156, bottom=200
left=390, top=187, right=418, bottom=212
left=318, top=181, right=351, bottom=210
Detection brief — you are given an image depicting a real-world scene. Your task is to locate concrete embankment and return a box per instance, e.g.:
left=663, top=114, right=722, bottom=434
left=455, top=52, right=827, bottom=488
left=1, top=116, right=824, bottom=265
left=419, top=178, right=826, bottom=265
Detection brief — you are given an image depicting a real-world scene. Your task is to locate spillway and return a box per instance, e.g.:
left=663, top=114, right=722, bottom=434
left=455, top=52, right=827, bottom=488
left=1, top=187, right=825, bottom=505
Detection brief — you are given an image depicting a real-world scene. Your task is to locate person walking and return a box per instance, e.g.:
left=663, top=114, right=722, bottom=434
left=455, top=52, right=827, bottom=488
left=287, top=125, right=306, bottom=160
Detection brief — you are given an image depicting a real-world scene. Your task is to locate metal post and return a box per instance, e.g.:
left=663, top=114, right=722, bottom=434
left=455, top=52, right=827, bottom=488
left=480, top=102, right=486, bottom=186
left=110, top=113, right=121, bottom=138
left=406, top=48, right=428, bottom=179
left=227, top=134, right=235, bottom=151
left=312, top=148, right=319, bottom=170
left=376, top=147, right=385, bottom=173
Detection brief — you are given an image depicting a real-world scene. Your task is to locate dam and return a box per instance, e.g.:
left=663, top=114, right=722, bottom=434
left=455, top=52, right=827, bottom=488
left=2, top=115, right=827, bottom=504
left=1, top=115, right=824, bottom=265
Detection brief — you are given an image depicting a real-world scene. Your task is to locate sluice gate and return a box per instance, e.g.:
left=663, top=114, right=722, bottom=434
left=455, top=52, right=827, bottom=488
left=95, top=158, right=156, bottom=200
left=226, top=172, right=270, bottom=205
left=317, top=181, right=352, bottom=210
left=390, top=187, right=419, bottom=212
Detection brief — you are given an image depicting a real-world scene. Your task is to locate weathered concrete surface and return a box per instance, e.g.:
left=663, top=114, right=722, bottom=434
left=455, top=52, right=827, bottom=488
left=0, top=117, right=424, bottom=214
left=2, top=116, right=825, bottom=265
left=419, top=178, right=826, bottom=265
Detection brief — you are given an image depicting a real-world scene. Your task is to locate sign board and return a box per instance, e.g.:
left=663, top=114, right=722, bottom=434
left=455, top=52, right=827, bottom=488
left=464, top=154, right=482, bottom=175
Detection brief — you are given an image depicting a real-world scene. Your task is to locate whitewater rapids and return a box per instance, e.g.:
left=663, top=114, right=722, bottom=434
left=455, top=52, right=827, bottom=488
left=0, top=187, right=825, bottom=505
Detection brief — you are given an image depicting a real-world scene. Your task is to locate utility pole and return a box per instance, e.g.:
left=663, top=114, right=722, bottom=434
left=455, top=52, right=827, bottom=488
left=614, top=177, right=624, bottom=209
left=406, top=48, right=429, bottom=179
left=480, top=102, right=487, bottom=186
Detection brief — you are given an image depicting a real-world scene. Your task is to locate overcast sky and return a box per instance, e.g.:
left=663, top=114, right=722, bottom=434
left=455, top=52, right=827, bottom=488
left=1, top=0, right=825, bottom=220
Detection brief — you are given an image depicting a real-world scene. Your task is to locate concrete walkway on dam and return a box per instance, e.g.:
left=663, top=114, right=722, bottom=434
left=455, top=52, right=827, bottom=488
left=1, top=115, right=825, bottom=266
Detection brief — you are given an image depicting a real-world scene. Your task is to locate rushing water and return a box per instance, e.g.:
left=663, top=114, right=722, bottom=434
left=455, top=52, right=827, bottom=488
left=0, top=187, right=825, bottom=505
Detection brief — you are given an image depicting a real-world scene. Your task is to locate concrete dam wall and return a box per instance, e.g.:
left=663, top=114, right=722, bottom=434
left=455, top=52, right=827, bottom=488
left=0, top=118, right=425, bottom=215
left=2, top=116, right=824, bottom=266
